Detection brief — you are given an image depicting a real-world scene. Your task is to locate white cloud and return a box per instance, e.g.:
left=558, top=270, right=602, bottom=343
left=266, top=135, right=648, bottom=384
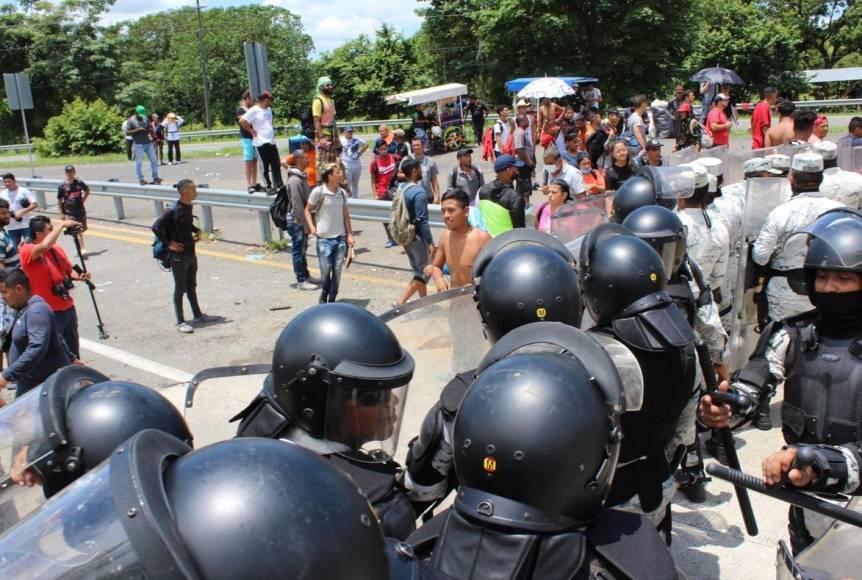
left=102, top=0, right=424, bottom=53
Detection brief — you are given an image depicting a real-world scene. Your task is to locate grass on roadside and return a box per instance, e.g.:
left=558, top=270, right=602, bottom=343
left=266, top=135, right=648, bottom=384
left=0, top=146, right=243, bottom=170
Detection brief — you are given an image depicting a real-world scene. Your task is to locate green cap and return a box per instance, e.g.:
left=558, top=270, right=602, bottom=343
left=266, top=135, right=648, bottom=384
left=317, top=76, right=333, bottom=91
left=135, top=105, right=147, bottom=116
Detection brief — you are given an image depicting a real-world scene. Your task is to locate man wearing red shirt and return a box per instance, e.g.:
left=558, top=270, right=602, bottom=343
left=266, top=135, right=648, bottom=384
left=706, top=94, right=733, bottom=147
left=751, top=86, right=777, bottom=149
left=20, top=216, right=91, bottom=359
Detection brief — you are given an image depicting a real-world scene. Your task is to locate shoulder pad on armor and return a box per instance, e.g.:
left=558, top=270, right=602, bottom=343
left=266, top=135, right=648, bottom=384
left=611, top=304, right=696, bottom=352
left=587, top=509, right=676, bottom=580
left=232, top=388, right=292, bottom=439
left=440, top=371, right=475, bottom=416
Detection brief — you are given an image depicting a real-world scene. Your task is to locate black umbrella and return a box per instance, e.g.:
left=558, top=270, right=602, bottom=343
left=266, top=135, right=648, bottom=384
left=690, top=66, right=744, bottom=85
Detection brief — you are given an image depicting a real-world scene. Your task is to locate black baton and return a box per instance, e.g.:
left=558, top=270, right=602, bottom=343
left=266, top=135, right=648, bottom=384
left=707, top=463, right=862, bottom=529
left=696, top=341, right=759, bottom=535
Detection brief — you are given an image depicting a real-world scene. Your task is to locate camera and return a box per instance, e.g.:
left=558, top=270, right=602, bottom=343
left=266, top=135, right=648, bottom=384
left=52, top=277, right=74, bottom=300
left=64, top=224, right=84, bottom=236
left=13, top=198, right=29, bottom=222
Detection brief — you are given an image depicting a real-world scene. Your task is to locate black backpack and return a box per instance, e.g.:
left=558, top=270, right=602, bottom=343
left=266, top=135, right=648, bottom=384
left=300, top=97, right=322, bottom=139
left=269, top=185, right=291, bottom=230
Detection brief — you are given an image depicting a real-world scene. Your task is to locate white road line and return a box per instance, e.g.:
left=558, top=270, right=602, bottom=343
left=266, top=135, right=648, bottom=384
left=80, top=338, right=193, bottom=384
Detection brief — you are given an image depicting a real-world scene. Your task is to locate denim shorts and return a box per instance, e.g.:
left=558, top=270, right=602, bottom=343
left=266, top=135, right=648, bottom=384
left=405, top=238, right=430, bottom=283
left=240, top=137, right=256, bottom=162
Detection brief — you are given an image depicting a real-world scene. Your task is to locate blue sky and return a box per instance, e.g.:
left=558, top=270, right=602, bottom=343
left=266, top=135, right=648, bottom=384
left=103, top=0, right=424, bottom=53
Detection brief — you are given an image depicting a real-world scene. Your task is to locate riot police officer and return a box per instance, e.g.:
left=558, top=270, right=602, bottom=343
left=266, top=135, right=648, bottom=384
left=0, top=429, right=426, bottom=579
left=751, top=152, right=842, bottom=325
left=579, top=223, right=699, bottom=536
left=417, top=324, right=675, bottom=579
left=703, top=207, right=862, bottom=554
left=403, top=229, right=583, bottom=507
left=0, top=365, right=191, bottom=534
left=622, top=205, right=728, bottom=502
left=230, top=302, right=417, bottom=540
left=609, top=165, right=695, bottom=223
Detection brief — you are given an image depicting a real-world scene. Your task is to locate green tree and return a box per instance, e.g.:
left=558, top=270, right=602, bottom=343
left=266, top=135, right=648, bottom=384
left=36, top=97, right=124, bottom=156
left=319, top=24, right=433, bottom=119
left=766, top=0, right=861, bottom=69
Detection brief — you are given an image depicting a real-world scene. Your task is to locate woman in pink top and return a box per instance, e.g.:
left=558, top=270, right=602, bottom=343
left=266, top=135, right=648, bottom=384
left=535, top=179, right=572, bottom=234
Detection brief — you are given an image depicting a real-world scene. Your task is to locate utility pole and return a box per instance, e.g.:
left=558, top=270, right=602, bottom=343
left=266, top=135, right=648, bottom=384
left=195, top=0, right=212, bottom=129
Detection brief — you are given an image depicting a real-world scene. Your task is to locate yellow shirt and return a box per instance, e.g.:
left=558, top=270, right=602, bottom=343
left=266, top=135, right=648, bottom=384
left=311, top=95, right=336, bottom=136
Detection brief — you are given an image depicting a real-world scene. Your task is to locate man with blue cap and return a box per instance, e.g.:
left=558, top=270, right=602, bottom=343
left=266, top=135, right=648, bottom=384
left=476, top=154, right=525, bottom=237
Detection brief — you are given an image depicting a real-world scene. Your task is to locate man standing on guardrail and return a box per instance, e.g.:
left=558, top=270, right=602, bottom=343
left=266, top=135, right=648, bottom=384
left=240, top=91, right=283, bottom=196
left=125, top=105, right=162, bottom=186
left=312, top=77, right=346, bottom=192
left=237, top=91, right=261, bottom=194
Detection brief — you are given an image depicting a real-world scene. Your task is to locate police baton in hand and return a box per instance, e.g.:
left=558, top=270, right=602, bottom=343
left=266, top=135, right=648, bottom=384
left=707, top=461, right=862, bottom=529
left=695, top=341, right=758, bottom=535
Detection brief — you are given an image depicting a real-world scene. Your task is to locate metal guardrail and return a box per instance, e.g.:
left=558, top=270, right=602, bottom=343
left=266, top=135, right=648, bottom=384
left=0, top=143, right=33, bottom=152
left=793, top=98, right=862, bottom=109
left=15, top=178, right=444, bottom=243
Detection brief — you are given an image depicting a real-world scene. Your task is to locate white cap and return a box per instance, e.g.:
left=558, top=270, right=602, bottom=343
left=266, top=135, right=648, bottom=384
left=790, top=152, right=824, bottom=173
left=682, top=162, right=710, bottom=188
left=765, top=153, right=791, bottom=171
left=812, top=140, right=837, bottom=161
left=821, top=169, right=862, bottom=206
left=744, top=157, right=782, bottom=175
left=697, top=156, right=723, bottom=176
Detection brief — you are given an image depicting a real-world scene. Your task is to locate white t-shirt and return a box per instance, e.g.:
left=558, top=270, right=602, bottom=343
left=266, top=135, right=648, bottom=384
left=242, top=105, right=275, bottom=147
left=493, top=119, right=511, bottom=150
left=540, top=162, right=586, bottom=195
left=0, top=187, right=36, bottom=231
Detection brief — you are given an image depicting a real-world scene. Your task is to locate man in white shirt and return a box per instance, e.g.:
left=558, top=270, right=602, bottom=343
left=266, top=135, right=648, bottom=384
left=539, top=145, right=586, bottom=196
left=239, top=91, right=282, bottom=195
left=0, top=173, right=39, bottom=247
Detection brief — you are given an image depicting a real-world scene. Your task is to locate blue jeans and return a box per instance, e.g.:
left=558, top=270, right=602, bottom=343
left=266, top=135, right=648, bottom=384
left=316, top=236, right=347, bottom=302
left=134, top=142, right=159, bottom=182
left=53, top=306, right=79, bottom=360
left=287, top=222, right=310, bottom=283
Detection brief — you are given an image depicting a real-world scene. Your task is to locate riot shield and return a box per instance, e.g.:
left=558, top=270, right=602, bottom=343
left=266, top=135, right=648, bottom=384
left=722, top=147, right=751, bottom=186
left=836, top=140, right=862, bottom=173
left=182, top=363, right=271, bottom=448
left=666, top=145, right=697, bottom=166
left=379, top=286, right=489, bottom=460
left=727, top=178, right=792, bottom=371
left=550, top=197, right=608, bottom=245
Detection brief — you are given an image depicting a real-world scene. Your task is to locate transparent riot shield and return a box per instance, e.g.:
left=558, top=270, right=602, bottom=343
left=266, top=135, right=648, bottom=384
left=666, top=145, right=696, bottom=166
left=550, top=197, right=608, bottom=245
left=722, top=147, right=751, bottom=186
left=727, top=178, right=792, bottom=371
left=836, top=140, right=862, bottom=173
left=379, top=286, right=490, bottom=460
left=182, top=363, right=271, bottom=449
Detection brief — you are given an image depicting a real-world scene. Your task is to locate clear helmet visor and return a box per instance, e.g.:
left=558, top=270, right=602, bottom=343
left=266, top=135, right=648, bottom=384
left=550, top=201, right=608, bottom=245
left=657, top=239, right=684, bottom=276
left=324, top=384, right=409, bottom=460
left=644, top=165, right=696, bottom=199
left=0, top=462, right=143, bottom=579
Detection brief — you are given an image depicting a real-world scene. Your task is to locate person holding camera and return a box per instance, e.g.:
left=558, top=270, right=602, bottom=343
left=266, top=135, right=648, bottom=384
left=19, top=216, right=90, bottom=360
left=1, top=173, right=39, bottom=248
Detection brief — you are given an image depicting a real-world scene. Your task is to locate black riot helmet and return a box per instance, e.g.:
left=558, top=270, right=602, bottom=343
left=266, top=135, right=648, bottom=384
left=610, top=176, right=655, bottom=223
left=0, top=365, right=191, bottom=502
left=622, top=205, right=688, bottom=276
left=453, top=351, right=621, bottom=532
left=472, top=228, right=582, bottom=343
left=579, top=223, right=669, bottom=325
left=0, top=431, right=391, bottom=579
left=270, top=303, right=414, bottom=458
left=799, top=207, right=862, bottom=297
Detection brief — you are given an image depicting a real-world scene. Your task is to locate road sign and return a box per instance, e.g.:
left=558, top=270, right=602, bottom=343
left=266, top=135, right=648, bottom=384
left=243, top=42, right=272, bottom=100
left=3, top=73, right=33, bottom=111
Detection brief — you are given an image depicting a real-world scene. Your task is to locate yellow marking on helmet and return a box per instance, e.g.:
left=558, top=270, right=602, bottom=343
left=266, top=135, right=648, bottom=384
left=536, top=307, right=547, bottom=319
left=483, top=456, right=497, bottom=473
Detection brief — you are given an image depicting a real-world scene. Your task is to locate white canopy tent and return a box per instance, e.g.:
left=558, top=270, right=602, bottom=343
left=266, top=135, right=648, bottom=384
left=385, top=83, right=469, bottom=106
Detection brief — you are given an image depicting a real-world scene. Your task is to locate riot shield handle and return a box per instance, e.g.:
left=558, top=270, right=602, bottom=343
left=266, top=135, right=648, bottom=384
left=696, top=341, right=759, bottom=536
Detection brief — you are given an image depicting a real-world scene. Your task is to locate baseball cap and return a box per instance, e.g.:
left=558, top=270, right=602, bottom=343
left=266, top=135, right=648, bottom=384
left=64, top=165, right=75, bottom=172
left=765, top=153, right=791, bottom=171
left=456, top=147, right=474, bottom=158
left=697, top=156, right=723, bottom=176
left=516, top=99, right=529, bottom=108
left=790, top=152, right=824, bottom=173
left=343, top=125, right=355, bottom=132
left=743, top=157, right=782, bottom=175
left=135, top=105, right=147, bottom=116
left=260, top=90, right=273, bottom=100
left=494, top=154, right=525, bottom=173
left=812, top=139, right=837, bottom=161
left=645, top=138, right=662, bottom=150
left=682, top=162, right=710, bottom=188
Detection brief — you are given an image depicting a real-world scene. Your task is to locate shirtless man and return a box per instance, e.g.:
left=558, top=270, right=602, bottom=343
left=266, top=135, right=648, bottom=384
left=426, top=188, right=491, bottom=290
left=764, top=98, right=795, bottom=147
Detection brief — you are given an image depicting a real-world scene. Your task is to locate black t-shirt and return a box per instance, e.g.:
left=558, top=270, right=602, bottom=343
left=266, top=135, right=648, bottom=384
left=605, top=163, right=635, bottom=192
left=411, top=110, right=430, bottom=130
left=237, top=106, right=252, bottom=139
left=467, top=102, right=487, bottom=123
left=57, top=179, right=88, bottom=218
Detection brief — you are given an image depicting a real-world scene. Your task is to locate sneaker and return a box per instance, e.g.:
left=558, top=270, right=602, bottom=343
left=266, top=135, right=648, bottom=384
left=319, top=292, right=327, bottom=304
left=192, top=314, right=221, bottom=324
left=254, top=183, right=265, bottom=192
left=266, top=187, right=277, bottom=196
left=247, top=186, right=257, bottom=195
left=153, top=177, right=163, bottom=185
left=139, top=179, right=147, bottom=186
left=306, top=276, right=321, bottom=285
left=177, top=322, right=194, bottom=333
left=299, top=281, right=319, bottom=291
left=384, top=240, right=397, bottom=249
left=752, top=410, right=772, bottom=431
